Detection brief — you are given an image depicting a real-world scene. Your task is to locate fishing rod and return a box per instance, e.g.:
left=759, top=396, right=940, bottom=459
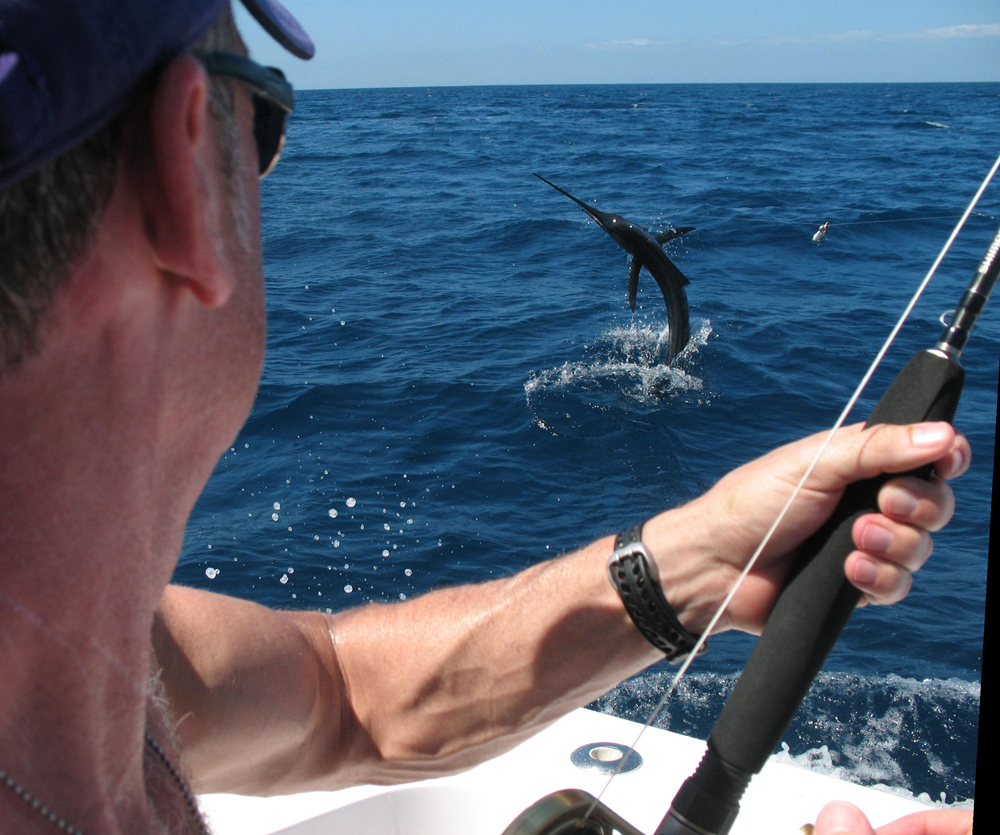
left=654, top=221, right=999, bottom=835
left=502, top=192, right=1000, bottom=835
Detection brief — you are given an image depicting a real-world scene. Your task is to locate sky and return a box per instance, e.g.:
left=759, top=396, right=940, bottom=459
left=237, top=1, right=1000, bottom=90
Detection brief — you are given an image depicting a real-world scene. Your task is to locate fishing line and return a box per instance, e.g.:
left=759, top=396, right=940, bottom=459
left=584, top=149, right=1000, bottom=820
left=654, top=210, right=995, bottom=231
left=812, top=215, right=974, bottom=227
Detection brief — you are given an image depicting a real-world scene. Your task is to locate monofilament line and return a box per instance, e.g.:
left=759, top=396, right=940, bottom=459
left=585, top=149, right=1000, bottom=819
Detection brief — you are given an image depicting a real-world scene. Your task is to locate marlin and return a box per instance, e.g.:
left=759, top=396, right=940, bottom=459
left=535, top=174, right=695, bottom=363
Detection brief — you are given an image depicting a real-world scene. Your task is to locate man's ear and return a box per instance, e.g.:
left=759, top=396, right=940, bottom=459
left=136, top=54, right=235, bottom=308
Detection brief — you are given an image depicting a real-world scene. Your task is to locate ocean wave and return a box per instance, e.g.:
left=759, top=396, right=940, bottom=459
left=591, top=670, right=979, bottom=803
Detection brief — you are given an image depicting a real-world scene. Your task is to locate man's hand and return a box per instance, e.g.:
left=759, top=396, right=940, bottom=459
left=643, top=422, right=970, bottom=635
left=813, top=800, right=973, bottom=835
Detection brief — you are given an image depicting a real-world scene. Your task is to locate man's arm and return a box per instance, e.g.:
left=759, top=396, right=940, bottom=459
left=154, top=422, right=968, bottom=795
left=154, top=536, right=660, bottom=794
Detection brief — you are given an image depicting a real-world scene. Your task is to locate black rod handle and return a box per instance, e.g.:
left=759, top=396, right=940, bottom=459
left=658, top=349, right=965, bottom=835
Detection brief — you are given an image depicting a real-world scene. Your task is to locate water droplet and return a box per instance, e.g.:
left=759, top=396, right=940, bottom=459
left=344, top=584, right=353, bottom=593
left=273, top=502, right=281, bottom=510
left=271, top=513, right=279, bottom=521
left=328, top=508, right=338, bottom=518
left=280, top=574, right=289, bottom=584
left=205, top=567, right=219, bottom=579
left=404, top=568, right=412, bottom=577
left=346, top=497, right=357, bottom=508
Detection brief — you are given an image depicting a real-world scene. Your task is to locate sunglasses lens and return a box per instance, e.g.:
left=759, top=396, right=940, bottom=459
left=253, top=99, right=287, bottom=178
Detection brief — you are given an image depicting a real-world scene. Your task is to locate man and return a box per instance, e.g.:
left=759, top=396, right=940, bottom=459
left=0, top=2, right=973, bottom=834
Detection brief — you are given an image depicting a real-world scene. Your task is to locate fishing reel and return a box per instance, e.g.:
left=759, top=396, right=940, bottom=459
left=501, top=788, right=724, bottom=835
left=502, top=789, right=818, bottom=835
left=502, top=789, right=646, bottom=835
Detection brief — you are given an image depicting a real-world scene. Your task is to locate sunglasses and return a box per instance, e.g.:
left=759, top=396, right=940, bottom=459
left=195, top=51, right=294, bottom=179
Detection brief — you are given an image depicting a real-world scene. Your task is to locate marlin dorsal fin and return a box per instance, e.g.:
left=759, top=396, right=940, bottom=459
left=654, top=226, right=695, bottom=245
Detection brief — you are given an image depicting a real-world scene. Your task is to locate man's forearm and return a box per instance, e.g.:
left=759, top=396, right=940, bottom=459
left=154, top=533, right=669, bottom=795
left=325, top=535, right=664, bottom=783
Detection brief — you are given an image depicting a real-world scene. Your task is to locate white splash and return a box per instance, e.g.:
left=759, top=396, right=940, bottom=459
left=524, top=319, right=712, bottom=433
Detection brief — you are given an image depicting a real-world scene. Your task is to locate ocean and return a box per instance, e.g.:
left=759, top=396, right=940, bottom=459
left=173, top=83, right=996, bottom=808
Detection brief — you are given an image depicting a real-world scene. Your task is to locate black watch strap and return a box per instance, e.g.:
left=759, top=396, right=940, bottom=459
left=607, top=522, right=705, bottom=663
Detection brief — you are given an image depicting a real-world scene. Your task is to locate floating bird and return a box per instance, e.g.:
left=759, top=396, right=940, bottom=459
left=535, top=174, right=695, bottom=363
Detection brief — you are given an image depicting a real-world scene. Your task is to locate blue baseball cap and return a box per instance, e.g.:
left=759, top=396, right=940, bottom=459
left=0, top=0, right=314, bottom=190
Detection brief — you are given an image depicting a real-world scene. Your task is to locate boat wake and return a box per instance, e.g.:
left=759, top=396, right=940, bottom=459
left=591, top=670, right=978, bottom=806
left=524, top=319, right=712, bottom=435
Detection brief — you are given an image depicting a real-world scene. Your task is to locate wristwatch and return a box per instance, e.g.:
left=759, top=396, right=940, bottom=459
left=607, top=523, right=705, bottom=663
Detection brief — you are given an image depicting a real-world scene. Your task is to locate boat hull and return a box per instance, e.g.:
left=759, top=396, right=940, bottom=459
left=199, top=708, right=930, bottom=835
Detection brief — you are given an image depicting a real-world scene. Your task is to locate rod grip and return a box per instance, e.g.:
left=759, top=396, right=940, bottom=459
left=660, top=349, right=964, bottom=835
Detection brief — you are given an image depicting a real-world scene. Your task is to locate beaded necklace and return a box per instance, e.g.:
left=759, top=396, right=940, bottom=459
left=0, top=734, right=209, bottom=835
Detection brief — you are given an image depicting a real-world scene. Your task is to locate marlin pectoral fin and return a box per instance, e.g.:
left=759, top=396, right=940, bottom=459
left=628, top=258, right=642, bottom=311
left=654, top=226, right=695, bottom=245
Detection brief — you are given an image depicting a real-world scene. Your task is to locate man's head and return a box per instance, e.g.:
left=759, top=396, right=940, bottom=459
left=0, top=0, right=313, bottom=371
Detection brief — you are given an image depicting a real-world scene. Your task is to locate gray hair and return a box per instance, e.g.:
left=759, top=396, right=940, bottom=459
left=0, top=5, right=243, bottom=374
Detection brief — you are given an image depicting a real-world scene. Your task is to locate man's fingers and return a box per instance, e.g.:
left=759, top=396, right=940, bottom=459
left=836, top=424, right=959, bottom=606
left=933, top=432, right=971, bottom=480
left=853, top=516, right=934, bottom=571
left=812, top=801, right=974, bottom=835
left=845, top=550, right=915, bottom=605
left=819, top=423, right=959, bottom=488
left=877, top=808, right=974, bottom=835
left=849, top=507, right=937, bottom=605
left=878, top=476, right=956, bottom=532
left=813, top=800, right=876, bottom=835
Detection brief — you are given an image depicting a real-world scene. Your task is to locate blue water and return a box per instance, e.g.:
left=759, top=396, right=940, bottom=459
left=174, top=83, right=997, bottom=806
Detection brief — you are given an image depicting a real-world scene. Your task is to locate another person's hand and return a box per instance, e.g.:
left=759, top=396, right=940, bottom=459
left=643, top=422, right=970, bottom=634
left=813, top=800, right=973, bottom=835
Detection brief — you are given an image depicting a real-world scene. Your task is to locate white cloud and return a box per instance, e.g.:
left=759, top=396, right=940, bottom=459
left=913, top=23, right=1000, bottom=40
left=590, top=23, right=1000, bottom=50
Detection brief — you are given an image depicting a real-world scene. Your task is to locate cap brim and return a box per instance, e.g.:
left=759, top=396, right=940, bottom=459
left=241, top=0, right=315, bottom=59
